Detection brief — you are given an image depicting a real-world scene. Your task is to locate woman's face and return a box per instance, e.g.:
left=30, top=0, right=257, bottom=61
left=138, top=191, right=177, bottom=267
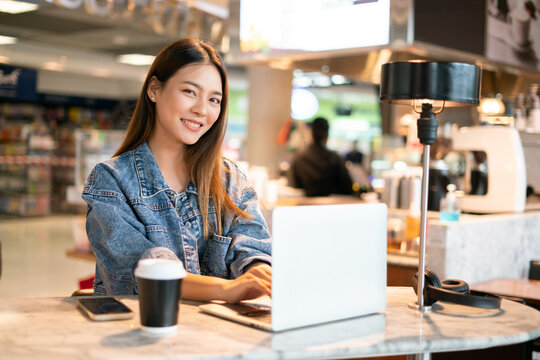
left=148, top=63, right=223, bottom=148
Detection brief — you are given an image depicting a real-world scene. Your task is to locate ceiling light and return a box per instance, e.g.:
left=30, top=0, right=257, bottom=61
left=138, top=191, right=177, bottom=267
left=42, top=62, right=65, bottom=72
left=91, top=68, right=110, bottom=78
left=478, top=97, right=505, bottom=115
left=313, top=76, right=331, bottom=87
left=117, top=54, right=155, bottom=66
left=269, top=58, right=292, bottom=70
left=0, top=0, right=38, bottom=14
left=291, top=88, right=319, bottom=120
left=292, top=75, right=312, bottom=88
left=0, top=35, right=17, bottom=45
left=331, top=75, right=349, bottom=85
left=112, top=35, right=129, bottom=46
left=0, top=55, right=10, bottom=63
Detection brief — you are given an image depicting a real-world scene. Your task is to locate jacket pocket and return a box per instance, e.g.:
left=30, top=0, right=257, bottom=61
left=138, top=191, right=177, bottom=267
left=145, top=225, right=171, bottom=248
left=202, top=233, right=232, bottom=278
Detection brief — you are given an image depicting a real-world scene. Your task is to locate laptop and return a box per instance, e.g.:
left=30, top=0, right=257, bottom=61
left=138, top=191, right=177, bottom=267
left=199, top=203, right=388, bottom=332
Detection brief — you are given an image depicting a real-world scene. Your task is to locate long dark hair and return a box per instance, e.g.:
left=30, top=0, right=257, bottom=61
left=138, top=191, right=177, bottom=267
left=115, top=38, right=248, bottom=238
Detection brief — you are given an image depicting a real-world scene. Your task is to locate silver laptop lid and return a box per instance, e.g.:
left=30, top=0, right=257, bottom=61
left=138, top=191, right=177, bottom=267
left=271, top=203, right=387, bottom=331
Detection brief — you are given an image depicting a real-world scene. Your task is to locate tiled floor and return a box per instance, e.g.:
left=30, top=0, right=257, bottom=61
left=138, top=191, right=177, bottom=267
left=0, top=215, right=95, bottom=297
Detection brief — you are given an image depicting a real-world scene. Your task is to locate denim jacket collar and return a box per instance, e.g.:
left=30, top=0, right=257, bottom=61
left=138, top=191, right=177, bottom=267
left=133, top=142, right=198, bottom=198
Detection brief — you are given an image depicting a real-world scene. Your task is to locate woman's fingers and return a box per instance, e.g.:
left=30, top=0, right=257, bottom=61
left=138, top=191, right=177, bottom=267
left=245, top=263, right=272, bottom=281
left=223, top=267, right=272, bottom=303
left=241, top=278, right=271, bottom=301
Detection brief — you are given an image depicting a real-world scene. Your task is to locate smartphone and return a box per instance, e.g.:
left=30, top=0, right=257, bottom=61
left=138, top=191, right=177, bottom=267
left=77, top=296, right=134, bottom=321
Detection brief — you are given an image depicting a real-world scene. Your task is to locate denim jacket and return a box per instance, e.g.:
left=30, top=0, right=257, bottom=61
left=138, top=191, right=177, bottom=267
left=82, top=142, right=272, bottom=295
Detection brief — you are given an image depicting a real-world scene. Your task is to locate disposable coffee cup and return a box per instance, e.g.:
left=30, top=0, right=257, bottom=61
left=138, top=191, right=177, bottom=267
left=135, top=258, right=186, bottom=337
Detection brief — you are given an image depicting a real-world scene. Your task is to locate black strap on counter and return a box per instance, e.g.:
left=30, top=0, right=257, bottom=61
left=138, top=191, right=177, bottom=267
left=426, top=286, right=502, bottom=309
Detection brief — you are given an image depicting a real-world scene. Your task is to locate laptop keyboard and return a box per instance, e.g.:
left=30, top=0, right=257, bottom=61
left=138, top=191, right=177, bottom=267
left=225, top=303, right=272, bottom=324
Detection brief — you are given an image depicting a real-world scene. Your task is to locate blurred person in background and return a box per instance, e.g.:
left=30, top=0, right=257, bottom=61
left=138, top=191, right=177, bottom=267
left=344, top=140, right=364, bottom=166
left=289, top=117, right=353, bottom=197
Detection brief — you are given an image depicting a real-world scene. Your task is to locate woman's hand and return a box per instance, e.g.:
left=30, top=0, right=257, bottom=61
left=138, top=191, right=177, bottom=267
left=220, top=263, right=272, bottom=303
left=180, top=263, right=272, bottom=303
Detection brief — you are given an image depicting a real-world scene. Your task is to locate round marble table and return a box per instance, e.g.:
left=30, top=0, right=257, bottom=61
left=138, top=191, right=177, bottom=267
left=1, top=287, right=539, bottom=359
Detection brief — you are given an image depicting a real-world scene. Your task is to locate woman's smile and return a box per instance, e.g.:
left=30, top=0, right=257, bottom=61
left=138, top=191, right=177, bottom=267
left=181, top=118, right=203, bottom=131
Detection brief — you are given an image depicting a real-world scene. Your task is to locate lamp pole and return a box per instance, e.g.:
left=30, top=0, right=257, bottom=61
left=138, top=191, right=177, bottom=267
left=379, top=61, right=480, bottom=315
left=408, top=103, right=438, bottom=313
left=379, top=61, right=481, bottom=360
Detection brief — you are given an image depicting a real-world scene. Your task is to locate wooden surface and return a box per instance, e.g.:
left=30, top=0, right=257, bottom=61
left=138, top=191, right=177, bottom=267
left=387, top=264, right=417, bottom=286
left=472, top=278, right=540, bottom=308
left=65, top=249, right=95, bottom=262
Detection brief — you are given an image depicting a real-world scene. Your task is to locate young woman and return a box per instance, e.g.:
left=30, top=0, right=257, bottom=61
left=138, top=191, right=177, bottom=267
left=82, top=38, right=271, bottom=303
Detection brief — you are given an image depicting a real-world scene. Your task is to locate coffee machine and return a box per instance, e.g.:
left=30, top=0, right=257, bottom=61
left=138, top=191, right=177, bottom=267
left=451, top=126, right=526, bottom=213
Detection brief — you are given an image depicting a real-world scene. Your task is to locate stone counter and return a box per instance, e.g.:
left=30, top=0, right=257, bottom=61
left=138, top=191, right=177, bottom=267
left=1, top=288, right=540, bottom=359
left=425, top=211, right=540, bottom=284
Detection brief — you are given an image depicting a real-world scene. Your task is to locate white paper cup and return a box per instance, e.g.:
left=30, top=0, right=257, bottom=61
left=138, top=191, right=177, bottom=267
left=135, top=258, right=186, bottom=337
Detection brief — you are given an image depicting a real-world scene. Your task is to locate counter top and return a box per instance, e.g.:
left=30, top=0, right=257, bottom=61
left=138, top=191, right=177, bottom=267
left=2, top=287, right=540, bottom=360
left=472, top=278, right=540, bottom=308
left=385, top=207, right=540, bottom=283
left=387, top=253, right=418, bottom=268
left=425, top=210, right=540, bottom=283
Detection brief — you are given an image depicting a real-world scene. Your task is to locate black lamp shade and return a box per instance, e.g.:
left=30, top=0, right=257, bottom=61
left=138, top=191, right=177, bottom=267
left=379, top=61, right=481, bottom=107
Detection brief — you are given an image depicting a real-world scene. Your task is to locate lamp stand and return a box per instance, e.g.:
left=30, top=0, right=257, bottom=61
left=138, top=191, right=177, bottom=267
left=408, top=103, right=438, bottom=313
